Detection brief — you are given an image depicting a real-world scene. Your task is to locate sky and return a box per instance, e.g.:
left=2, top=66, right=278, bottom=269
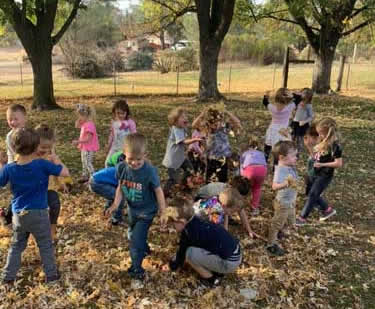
left=116, top=0, right=140, bottom=11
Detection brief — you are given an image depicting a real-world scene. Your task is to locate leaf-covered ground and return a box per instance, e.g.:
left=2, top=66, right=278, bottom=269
left=0, top=94, right=374, bottom=308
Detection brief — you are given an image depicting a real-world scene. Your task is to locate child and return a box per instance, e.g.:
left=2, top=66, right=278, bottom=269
left=240, top=136, right=267, bottom=215
left=193, top=187, right=255, bottom=238
left=263, top=88, right=300, bottom=165
left=34, top=124, right=71, bottom=242
left=106, top=99, right=136, bottom=167
left=105, top=133, right=166, bottom=280
left=0, top=128, right=70, bottom=283
left=303, top=124, right=320, bottom=196
left=162, top=107, right=202, bottom=197
left=187, top=126, right=206, bottom=175
left=266, top=141, right=298, bottom=256
left=296, top=118, right=341, bottom=226
left=6, top=104, right=27, bottom=164
left=163, top=203, right=242, bottom=287
left=291, top=88, right=314, bottom=154
left=192, top=106, right=242, bottom=183
left=89, top=166, right=125, bottom=226
left=72, top=104, right=99, bottom=183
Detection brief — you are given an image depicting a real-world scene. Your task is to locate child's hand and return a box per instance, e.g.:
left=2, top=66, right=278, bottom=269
left=104, top=205, right=117, bottom=217
left=286, top=175, right=297, bottom=189
left=72, top=140, right=79, bottom=146
left=299, top=120, right=306, bottom=126
left=248, top=231, right=255, bottom=239
left=161, top=264, right=170, bottom=272
left=59, top=183, right=70, bottom=193
left=314, top=162, right=323, bottom=168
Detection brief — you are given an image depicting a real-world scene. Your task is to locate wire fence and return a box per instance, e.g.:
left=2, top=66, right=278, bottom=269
left=1, top=60, right=375, bottom=99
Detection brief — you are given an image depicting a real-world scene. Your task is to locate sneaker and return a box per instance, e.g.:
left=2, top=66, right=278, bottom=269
left=199, top=274, right=221, bottom=287
left=127, top=267, right=145, bottom=281
left=251, top=208, right=260, bottom=216
left=266, top=244, right=285, bottom=256
left=46, top=271, right=61, bottom=283
left=320, top=207, right=336, bottom=221
left=111, top=219, right=126, bottom=227
left=295, top=217, right=307, bottom=227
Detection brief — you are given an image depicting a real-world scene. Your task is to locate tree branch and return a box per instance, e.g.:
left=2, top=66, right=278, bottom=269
left=342, top=18, right=375, bottom=36
left=260, top=14, right=320, bottom=31
left=52, top=0, right=82, bottom=45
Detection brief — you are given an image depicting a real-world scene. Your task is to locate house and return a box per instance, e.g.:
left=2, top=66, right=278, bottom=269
left=119, top=32, right=173, bottom=55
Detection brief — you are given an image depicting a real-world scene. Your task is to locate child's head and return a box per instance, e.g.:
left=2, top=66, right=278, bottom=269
left=275, top=88, right=292, bottom=105
left=206, top=108, right=224, bottom=131
left=168, top=107, right=188, bottom=128
left=247, top=135, right=261, bottom=150
left=164, top=198, right=195, bottom=232
left=304, top=123, right=319, bottom=150
left=6, top=104, right=27, bottom=130
left=315, top=117, right=339, bottom=152
left=301, top=88, right=313, bottom=105
left=230, top=176, right=250, bottom=196
left=218, top=187, right=245, bottom=215
left=11, top=128, right=40, bottom=156
left=76, top=104, right=96, bottom=121
left=34, top=124, right=55, bottom=157
left=112, top=99, right=130, bottom=121
left=272, top=140, right=297, bottom=166
left=123, top=133, right=146, bottom=170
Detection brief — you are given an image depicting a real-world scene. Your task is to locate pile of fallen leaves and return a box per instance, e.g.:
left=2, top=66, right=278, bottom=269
left=0, top=94, right=374, bottom=308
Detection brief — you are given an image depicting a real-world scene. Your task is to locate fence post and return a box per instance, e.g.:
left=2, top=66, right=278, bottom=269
left=113, top=62, right=117, bottom=96
left=20, top=62, right=23, bottom=87
left=176, top=65, right=180, bottom=95
left=346, top=62, right=351, bottom=90
left=228, top=64, right=232, bottom=95
left=335, top=55, right=346, bottom=92
left=282, top=46, right=289, bottom=88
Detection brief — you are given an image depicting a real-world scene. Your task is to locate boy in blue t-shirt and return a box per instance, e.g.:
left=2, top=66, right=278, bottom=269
left=0, top=128, right=70, bottom=284
left=105, top=133, right=166, bottom=280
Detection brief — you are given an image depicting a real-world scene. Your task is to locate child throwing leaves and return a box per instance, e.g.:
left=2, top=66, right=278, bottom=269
left=72, top=104, right=99, bottom=183
left=163, top=202, right=242, bottom=287
left=105, top=133, right=166, bottom=281
left=192, top=105, right=242, bottom=183
left=296, top=117, right=342, bottom=226
left=162, top=107, right=202, bottom=197
left=105, top=99, right=136, bottom=167
left=266, top=141, right=298, bottom=256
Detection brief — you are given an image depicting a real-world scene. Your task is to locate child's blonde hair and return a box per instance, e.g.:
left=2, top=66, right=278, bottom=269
left=315, top=117, right=339, bottom=153
left=123, top=133, right=146, bottom=154
left=34, top=124, right=55, bottom=142
left=301, top=88, right=313, bottom=104
left=76, top=104, right=96, bottom=121
left=247, top=135, right=261, bottom=150
left=165, top=197, right=195, bottom=222
left=272, top=140, right=296, bottom=160
left=168, top=107, right=186, bottom=126
left=275, top=88, right=292, bottom=105
left=219, top=187, right=245, bottom=210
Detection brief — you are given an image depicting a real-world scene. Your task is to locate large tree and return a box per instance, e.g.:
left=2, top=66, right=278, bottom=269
left=0, top=0, right=83, bottom=110
left=238, top=0, right=375, bottom=94
left=148, top=0, right=236, bottom=101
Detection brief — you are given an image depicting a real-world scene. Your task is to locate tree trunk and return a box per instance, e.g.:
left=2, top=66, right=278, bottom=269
left=29, top=45, right=59, bottom=110
left=198, top=39, right=223, bottom=101
left=312, top=48, right=336, bottom=94
left=160, top=30, right=166, bottom=50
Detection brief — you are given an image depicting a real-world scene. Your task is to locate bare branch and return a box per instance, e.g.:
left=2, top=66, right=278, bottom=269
left=342, top=18, right=375, bottom=36
left=52, top=0, right=82, bottom=45
left=259, top=14, right=320, bottom=32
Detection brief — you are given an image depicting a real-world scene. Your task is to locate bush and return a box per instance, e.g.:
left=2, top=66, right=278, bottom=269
left=153, top=47, right=198, bottom=73
left=126, top=51, right=153, bottom=71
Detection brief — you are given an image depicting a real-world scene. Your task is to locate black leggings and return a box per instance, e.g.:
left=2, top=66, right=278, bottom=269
left=4, top=190, right=61, bottom=225
left=206, top=158, right=228, bottom=183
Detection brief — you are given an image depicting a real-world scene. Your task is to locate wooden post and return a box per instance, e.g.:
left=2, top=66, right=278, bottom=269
left=335, top=55, right=346, bottom=92
left=113, top=62, right=117, bottom=96
left=352, top=43, right=357, bottom=64
left=228, top=65, right=232, bottom=94
left=307, top=45, right=311, bottom=61
left=282, top=46, right=289, bottom=88
left=346, top=62, right=351, bottom=90
left=272, top=62, right=277, bottom=90
left=176, top=65, right=180, bottom=95
left=20, top=63, right=23, bottom=87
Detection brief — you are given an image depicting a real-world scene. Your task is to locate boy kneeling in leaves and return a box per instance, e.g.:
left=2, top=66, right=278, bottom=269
left=162, top=201, right=242, bottom=287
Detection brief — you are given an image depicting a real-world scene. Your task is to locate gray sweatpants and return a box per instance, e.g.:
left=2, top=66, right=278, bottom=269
left=2, top=209, right=58, bottom=281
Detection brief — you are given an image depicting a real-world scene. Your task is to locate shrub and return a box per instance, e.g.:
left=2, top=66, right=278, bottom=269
left=153, top=47, right=198, bottom=73
left=126, top=51, right=153, bottom=71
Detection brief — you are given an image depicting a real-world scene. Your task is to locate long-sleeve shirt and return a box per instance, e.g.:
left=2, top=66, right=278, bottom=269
left=293, top=104, right=314, bottom=123
left=172, top=216, right=240, bottom=269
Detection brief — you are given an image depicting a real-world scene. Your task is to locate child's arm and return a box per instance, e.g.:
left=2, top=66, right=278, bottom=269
left=57, top=162, right=70, bottom=178
left=225, top=110, right=242, bottom=130
left=314, top=158, right=343, bottom=169
left=74, top=119, right=82, bottom=129
left=262, top=95, right=270, bottom=108
left=192, top=111, right=205, bottom=129
left=107, top=126, right=114, bottom=153
left=73, top=132, right=93, bottom=146
left=154, top=186, right=167, bottom=223
left=272, top=181, right=289, bottom=191
left=183, top=137, right=203, bottom=145
left=105, top=184, right=123, bottom=216
left=239, top=209, right=254, bottom=238
left=224, top=214, right=229, bottom=231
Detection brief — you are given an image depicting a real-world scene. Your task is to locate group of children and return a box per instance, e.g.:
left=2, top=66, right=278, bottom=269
left=0, top=88, right=343, bottom=287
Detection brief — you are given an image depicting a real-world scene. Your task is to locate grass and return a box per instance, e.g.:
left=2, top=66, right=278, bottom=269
left=0, top=87, right=374, bottom=307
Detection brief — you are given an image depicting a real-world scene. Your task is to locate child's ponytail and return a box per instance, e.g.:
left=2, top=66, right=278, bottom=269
left=76, top=104, right=96, bottom=122
left=315, top=117, right=339, bottom=153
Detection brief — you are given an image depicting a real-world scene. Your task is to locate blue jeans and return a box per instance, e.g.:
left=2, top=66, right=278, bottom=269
left=127, top=209, right=155, bottom=275
left=89, top=180, right=125, bottom=222
left=2, top=209, right=58, bottom=281
left=301, top=175, right=332, bottom=219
